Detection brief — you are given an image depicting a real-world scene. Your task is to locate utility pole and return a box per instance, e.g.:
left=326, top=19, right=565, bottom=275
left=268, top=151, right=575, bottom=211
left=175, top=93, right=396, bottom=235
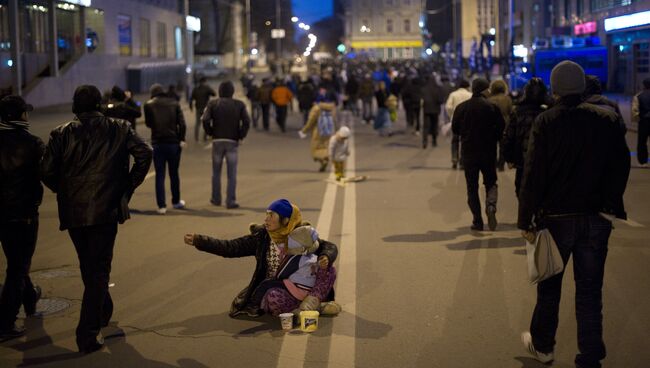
left=508, top=0, right=514, bottom=90
left=246, top=0, right=251, bottom=72
left=275, top=0, right=281, bottom=64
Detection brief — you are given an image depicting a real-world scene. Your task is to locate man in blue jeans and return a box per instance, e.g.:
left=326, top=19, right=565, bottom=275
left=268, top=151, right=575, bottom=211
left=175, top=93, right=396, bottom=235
left=518, top=61, right=630, bottom=368
left=202, top=81, right=250, bottom=209
left=144, top=84, right=187, bottom=214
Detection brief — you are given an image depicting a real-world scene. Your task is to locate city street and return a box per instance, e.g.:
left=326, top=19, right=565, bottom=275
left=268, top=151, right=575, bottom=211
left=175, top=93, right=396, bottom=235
left=1, top=96, right=649, bottom=368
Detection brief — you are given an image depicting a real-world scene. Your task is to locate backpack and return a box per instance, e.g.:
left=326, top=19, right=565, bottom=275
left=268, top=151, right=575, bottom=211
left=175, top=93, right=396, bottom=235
left=317, top=110, right=334, bottom=137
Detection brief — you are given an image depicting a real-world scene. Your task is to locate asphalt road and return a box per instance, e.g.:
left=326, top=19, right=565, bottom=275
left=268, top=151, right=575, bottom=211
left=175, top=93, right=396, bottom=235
left=1, top=93, right=649, bottom=368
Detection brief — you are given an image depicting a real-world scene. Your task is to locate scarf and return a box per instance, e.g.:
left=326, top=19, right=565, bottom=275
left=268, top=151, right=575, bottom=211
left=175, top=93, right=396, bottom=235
left=267, top=204, right=303, bottom=246
left=0, top=120, right=29, bottom=131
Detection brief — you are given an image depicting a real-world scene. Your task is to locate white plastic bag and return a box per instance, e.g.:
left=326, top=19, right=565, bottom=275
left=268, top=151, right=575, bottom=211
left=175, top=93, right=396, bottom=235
left=526, top=229, right=564, bottom=284
left=440, top=122, right=453, bottom=137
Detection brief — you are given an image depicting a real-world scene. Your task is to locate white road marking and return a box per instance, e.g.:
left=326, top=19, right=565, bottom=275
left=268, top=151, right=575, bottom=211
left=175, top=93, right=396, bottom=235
left=327, top=133, right=358, bottom=368
left=144, top=171, right=155, bottom=181
left=275, top=150, right=340, bottom=367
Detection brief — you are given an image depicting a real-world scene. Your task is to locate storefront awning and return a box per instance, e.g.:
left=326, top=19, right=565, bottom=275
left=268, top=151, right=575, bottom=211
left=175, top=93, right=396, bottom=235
left=350, top=40, right=423, bottom=49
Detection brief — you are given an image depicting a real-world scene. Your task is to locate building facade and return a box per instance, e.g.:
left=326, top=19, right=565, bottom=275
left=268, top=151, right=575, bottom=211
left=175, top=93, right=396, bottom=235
left=343, top=0, right=423, bottom=60
left=0, top=0, right=188, bottom=107
left=495, top=0, right=650, bottom=94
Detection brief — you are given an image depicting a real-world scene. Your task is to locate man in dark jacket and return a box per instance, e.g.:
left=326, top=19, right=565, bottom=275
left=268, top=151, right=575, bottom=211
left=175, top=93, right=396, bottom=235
left=358, top=74, right=375, bottom=124
left=452, top=78, right=505, bottom=231
left=201, top=81, right=251, bottom=209
left=41, top=85, right=152, bottom=354
left=190, top=77, right=216, bottom=141
left=103, top=86, right=142, bottom=130
left=583, top=75, right=626, bottom=134
left=144, top=83, right=187, bottom=214
left=635, top=78, right=650, bottom=166
left=518, top=61, right=630, bottom=368
left=402, top=77, right=423, bottom=134
left=502, top=77, right=548, bottom=196
left=297, top=79, right=316, bottom=125
left=421, top=76, right=445, bottom=148
left=0, top=96, right=44, bottom=340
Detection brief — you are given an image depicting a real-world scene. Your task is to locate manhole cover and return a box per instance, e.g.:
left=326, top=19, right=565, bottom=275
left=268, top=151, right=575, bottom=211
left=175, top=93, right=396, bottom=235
left=32, top=269, right=75, bottom=279
left=18, top=298, right=71, bottom=318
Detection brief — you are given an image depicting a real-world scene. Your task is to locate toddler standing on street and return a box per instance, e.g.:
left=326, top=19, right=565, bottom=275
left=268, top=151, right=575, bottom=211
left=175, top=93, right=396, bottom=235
left=329, top=126, right=351, bottom=181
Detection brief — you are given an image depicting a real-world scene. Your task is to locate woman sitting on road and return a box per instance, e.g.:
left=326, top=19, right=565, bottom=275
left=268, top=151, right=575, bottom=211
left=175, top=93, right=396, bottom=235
left=184, top=199, right=341, bottom=317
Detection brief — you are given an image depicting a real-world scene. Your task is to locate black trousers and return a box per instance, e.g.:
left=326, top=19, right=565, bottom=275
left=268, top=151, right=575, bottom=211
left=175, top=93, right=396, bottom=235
left=0, top=219, right=39, bottom=329
left=531, top=215, right=610, bottom=368
left=68, top=223, right=117, bottom=348
left=275, top=105, right=288, bottom=132
left=261, top=104, right=271, bottom=130
left=406, top=107, right=421, bottom=131
left=638, top=119, right=649, bottom=165
left=463, top=160, right=498, bottom=224
left=422, top=113, right=439, bottom=147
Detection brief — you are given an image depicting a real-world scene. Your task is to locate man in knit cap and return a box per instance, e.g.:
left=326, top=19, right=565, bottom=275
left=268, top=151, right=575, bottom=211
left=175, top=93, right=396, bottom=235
left=451, top=78, right=505, bottom=231
left=518, top=60, right=630, bottom=368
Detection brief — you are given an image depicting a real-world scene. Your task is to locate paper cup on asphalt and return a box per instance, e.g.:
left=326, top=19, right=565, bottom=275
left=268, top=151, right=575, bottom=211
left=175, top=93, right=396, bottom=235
left=279, top=313, right=294, bottom=330
left=299, top=311, right=319, bottom=332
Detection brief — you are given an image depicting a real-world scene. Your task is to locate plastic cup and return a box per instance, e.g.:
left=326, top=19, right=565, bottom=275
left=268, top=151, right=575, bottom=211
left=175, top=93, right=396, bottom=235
left=279, top=313, right=294, bottom=330
left=299, top=311, right=319, bottom=332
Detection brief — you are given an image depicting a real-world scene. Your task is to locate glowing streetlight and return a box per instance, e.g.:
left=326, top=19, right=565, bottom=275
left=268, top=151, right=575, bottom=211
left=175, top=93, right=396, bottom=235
left=291, top=16, right=298, bottom=23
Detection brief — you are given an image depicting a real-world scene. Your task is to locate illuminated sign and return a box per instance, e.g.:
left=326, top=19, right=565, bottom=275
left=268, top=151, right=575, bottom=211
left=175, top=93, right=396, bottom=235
left=350, top=40, right=423, bottom=48
left=186, top=16, right=201, bottom=32
left=604, top=10, right=650, bottom=32
left=574, top=21, right=597, bottom=35
left=62, top=0, right=91, bottom=6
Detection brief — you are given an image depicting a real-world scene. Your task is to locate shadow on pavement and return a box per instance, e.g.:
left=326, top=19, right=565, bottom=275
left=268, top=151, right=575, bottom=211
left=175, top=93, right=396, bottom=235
left=514, top=356, right=572, bottom=368
left=445, top=237, right=524, bottom=251
left=382, top=229, right=474, bottom=243
left=130, top=208, right=243, bottom=218
left=4, top=318, right=210, bottom=368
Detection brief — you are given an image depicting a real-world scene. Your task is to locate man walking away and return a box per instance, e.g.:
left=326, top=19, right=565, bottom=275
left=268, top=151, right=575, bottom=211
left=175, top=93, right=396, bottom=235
left=103, top=86, right=142, bottom=130
left=402, top=77, right=424, bottom=135
left=446, top=80, right=472, bottom=169
left=202, top=81, right=251, bottom=209
left=41, top=85, right=152, bottom=354
left=421, top=76, right=445, bottom=148
left=452, top=78, right=505, bottom=231
left=518, top=60, right=630, bottom=368
left=257, top=78, right=274, bottom=131
left=271, top=80, right=293, bottom=132
left=144, top=84, right=187, bottom=214
left=297, top=78, right=316, bottom=125
left=0, top=96, right=44, bottom=340
left=502, top=78, right=548, bottom=196
left=487, top=80, right=513, bottom=171
left=190, top=77, right=216, bottom=141
left=359, top=74, right=375, bottom=124
left=583, top=75, right=626, bottom=134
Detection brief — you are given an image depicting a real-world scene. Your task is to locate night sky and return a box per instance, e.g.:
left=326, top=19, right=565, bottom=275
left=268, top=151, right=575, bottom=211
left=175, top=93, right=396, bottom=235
left=292, top=0, right=333, bottom=26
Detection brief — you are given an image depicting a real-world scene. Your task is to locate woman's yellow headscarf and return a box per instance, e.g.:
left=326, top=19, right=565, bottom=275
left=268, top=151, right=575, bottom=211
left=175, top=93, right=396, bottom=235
left=267, top=203, right=302, bottom=245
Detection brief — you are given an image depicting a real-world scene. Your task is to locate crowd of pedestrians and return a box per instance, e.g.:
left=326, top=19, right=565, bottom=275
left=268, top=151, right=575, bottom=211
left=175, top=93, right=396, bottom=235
left=0, top=56, right=646, bottom=368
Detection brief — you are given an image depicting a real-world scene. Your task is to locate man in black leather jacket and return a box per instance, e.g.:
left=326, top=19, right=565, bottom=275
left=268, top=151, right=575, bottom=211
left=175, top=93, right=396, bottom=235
left=452, top=78, right=505, bottom=231
left=0, top=96, right=44, bottom=340
left=518, top=61, right=630, bottom=368
left=41, top=85, right=152, bottom=354
left=144, top=83, right=187, bottom=214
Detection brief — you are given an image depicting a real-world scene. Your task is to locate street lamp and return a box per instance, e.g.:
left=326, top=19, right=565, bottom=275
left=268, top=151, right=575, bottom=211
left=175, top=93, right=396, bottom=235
left=291, top=16, right=298, bottom=23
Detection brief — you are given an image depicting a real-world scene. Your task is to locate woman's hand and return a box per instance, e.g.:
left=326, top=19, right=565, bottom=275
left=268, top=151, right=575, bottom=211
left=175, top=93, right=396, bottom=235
left=318, top=255, right=329, bottom=270
left=184, top=234, right=196, bottom=246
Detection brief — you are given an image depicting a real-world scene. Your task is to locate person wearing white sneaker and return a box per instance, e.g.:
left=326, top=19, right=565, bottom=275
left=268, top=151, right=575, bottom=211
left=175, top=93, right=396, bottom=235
left=173, top=200, right=186, bottom=209
left=521, top=331, right=554, bottom=364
